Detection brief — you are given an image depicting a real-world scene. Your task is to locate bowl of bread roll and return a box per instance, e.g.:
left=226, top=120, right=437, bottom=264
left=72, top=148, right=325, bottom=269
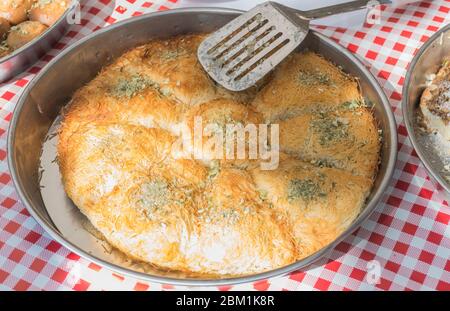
left=0, top=0, right=74, bottom=82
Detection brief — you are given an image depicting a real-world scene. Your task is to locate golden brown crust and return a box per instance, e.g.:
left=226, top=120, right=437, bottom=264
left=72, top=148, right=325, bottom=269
left=115, top=34, right=259, bottom=106
left=0, top=44, right=10, bottom=58
left=58, top=122, right=296, bottom=275
left=62, top=66, right=187, bottom=135
left=250, top=157, right=372, bottom=257
left=58, top=35, right=380, bottom=276
left=0, top=0, right=33, bottom=25
left=0, top=17, right=10, bottom=39
left=251, top=51, right=362, bottom=122
left=6, top=20, right=47, bottom=50
left=278, top=108, right=380, bottom=177
left=183, top=98, right=263, bottom=168
left=29, top=0, right=69, bottom=27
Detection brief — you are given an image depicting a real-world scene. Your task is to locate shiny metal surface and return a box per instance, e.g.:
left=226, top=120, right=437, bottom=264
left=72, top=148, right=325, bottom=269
left=0, top=2, right=78, bottom=83
left=402, top=23, right=450, bottom=200
left=197, top=1, right=388, bottom=91
left=8, top=8, right=397, bottom=286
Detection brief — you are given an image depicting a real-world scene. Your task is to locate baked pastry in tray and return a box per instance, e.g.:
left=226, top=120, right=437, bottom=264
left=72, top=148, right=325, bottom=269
left=420, top=58, right=450, bottom=141
left=58, top=34, right=381, bottom=276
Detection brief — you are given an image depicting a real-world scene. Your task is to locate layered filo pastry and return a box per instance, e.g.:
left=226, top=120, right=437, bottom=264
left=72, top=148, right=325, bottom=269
left=57, top=34, right=381, bottom=276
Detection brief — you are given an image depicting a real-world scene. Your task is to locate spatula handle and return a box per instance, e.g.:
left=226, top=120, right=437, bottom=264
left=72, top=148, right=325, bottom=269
left=300, top=0, right=392, bottom=20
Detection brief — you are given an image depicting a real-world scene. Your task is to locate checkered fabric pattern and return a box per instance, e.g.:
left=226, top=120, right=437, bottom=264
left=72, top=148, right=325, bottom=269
left=0, top=0, right=449, bottom=291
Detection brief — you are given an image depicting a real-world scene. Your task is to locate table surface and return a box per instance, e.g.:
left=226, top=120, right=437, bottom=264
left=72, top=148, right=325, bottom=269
left=0, top=0, right=449, bottom=291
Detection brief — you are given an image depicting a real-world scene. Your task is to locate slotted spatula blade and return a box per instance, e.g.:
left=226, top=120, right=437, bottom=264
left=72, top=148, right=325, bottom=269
left=198, top=0, right=392, bottom=92
left=198, top=2, right=308, bottom=92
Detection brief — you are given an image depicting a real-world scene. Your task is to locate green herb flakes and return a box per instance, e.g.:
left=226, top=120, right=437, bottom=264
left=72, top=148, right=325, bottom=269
left=160, top=48, right=186, bottom=60
left=138, top=180, right=169, bottom=211
left=311, top=114, right=349, bottom=146
left=207, top=160, right=221, bottom=180
left=287, top=178, right=326, bottom=203
left=258, top=189, right=268, bottom=201
left=341, top=99, right=372, bottom=111
left=297, top=69, right=334, bottom=86
left=111, top=75, right=156, bottom=99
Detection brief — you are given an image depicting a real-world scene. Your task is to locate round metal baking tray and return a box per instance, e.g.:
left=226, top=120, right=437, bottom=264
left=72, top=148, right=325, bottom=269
left=0, top=1, right=79, bottom=83
left=402, top=23, right=450, bottom=200
left=8, top=8, right=397, bottom=286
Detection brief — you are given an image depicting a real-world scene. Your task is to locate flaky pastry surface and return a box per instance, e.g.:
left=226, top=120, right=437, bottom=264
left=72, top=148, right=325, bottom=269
left=58, top=34, right=380, bottom=276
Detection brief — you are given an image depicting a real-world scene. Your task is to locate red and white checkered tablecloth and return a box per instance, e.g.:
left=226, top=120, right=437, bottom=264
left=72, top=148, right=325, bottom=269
left=0, top=0, right=449, bottom=291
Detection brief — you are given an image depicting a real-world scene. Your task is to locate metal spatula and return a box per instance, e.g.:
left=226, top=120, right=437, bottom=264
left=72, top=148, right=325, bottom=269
left=198, top=0, right=391, bottom=91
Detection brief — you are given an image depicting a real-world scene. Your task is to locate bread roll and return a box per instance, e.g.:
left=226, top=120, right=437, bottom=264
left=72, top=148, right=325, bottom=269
left=6, top=20, right=47, bottom=50
left=29, top=0, right=69, bottom=26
